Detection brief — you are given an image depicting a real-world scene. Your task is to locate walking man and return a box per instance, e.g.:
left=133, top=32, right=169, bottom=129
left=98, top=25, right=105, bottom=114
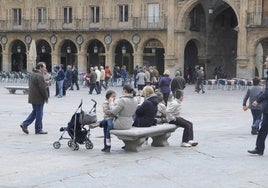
left=20, top=62, right=48, bottom=134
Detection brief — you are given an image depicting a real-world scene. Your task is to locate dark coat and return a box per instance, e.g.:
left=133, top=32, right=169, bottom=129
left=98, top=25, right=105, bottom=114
left=28, top=70, right=48, bottom=105
left=158, top=76, right=171, bottom=94
left=257, top=88, right=268, bottom=114
left=133, top=94, right=159, bottom=127
left=171, top=76, right=186, bottom=93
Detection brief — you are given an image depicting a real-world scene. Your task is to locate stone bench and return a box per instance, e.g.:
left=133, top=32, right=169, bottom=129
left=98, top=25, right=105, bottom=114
left=4, top=86, right=29, bottom=94
left=110, top=124, right=178, bottom=152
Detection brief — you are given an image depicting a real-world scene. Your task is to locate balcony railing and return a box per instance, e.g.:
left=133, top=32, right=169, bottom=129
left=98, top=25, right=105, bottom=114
left=247, top=12, right=268, bottom=27
left=0, top=16, right=167, bottom=32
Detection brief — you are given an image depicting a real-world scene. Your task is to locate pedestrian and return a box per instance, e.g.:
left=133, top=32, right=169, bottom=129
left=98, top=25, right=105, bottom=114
left=100, top=90, right=117, bottom=152
left=104, top=65, right=112, bottom=88
left=89, top=67, right=100, bottom=94
left=100, top=66, right=107, bottom=91
left=158, top=70, right=172, bottom=106
left=55, top=64, right=65, bottom=98
left=65, top=65, right=73, bottom=90
left=248, top=80, right=268, bottom=156
left=19, top=62, right=48, bottom=135
left=133, top=86, right=158, bottom=127
left=133, top=65, right=140, bottom=88
left=43, top=69, right=51, bottom=98
left=70, top=65, right=79, bottom=90
left=136, top=67, right=147, bottom=92
left=94, top=66, right=101, bottom=93
left=243, top=78, right=263, bottom=135
left=120, top=65, right=127, bottom=86
left=166, top=90, right=198, bottom=147
left=170, top=70, right=186, bottom=96
left=196, top=66, right=205, bottom=94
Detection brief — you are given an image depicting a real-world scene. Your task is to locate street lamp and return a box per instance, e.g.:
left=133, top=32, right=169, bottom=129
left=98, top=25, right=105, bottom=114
left=152, top=47, right=156, bottom=54
left=94, top=45, right=98, bottom=53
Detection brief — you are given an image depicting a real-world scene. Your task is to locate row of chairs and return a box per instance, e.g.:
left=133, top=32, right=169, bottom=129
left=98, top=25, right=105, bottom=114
left=204, top=78, right=259, bottom=90
left=0, top=71, right=30, bottom=83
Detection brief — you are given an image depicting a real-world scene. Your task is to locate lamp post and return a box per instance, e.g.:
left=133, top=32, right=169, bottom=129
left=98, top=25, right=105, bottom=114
left=66, top=46, right=71, bottom=54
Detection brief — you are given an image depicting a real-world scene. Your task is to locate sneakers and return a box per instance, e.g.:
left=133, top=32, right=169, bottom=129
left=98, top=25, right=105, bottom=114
left=251, top=127, right=258, bottom=135
left=20, top=125, right=29, bottom=134
left=181, top=142, right=192, bottom=147
left=101, top=146, right=111, bottom=152
left=35, top=130, right=48, bottom=134
left=188, top=140, right=198, bottom=146
left=181, top=141, right=199, bottom=147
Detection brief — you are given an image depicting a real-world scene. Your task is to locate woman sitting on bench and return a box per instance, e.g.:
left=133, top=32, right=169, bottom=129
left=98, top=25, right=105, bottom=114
left=166, top=90, right=198, bottom=147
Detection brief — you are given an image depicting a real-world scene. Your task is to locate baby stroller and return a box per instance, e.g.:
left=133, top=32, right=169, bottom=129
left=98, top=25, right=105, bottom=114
left=53, top=99, right=97, bottom=151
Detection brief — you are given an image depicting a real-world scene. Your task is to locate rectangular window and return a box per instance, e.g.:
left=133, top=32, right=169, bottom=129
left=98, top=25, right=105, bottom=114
left=90, top=6, right=100, bottom=23
left=119, top=5, right=128, bottom=22
left=13, top=8, right=22, bottom=26
left=37, top=8, right=47, bottom=23
left=148, top=4, right=159, bottom=23
left=63, top=7, right=72, bottom=23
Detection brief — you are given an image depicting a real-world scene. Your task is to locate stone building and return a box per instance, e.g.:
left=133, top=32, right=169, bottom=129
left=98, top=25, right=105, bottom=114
left=0, top=0, right=267, bottom=79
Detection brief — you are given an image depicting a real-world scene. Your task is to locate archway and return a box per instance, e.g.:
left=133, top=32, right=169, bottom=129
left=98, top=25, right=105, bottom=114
left=87, top=39, right=105, bottom=69
left=255, top=39, right=268, bottom=78
left=11, top=40, right=27, bottom=72
left=143, top=39, right=165, bottom=75
left=184, top=40, right=199, bottom=83
left=115, top=40, right=134, bottom=74
left=60, top=40, right=77, bottom=70
left=36, top=40, right=52, bottom=72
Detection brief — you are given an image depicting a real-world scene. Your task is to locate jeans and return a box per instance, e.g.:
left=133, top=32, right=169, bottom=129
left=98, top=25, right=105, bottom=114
left=101, top=119, right=114, bottom=147
left=22, top=104, right=44, bottom=132
left=256, top=113, right=268, bottom=152
left=57, top=80, right=64, bottom=97
left=251, top=109, right=262, bottom=129
left=170, top=117, right=194, bottom=143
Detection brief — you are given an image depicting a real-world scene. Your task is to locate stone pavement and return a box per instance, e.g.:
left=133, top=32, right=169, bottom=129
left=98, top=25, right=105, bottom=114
left=0, top=82, right=268, bottom=188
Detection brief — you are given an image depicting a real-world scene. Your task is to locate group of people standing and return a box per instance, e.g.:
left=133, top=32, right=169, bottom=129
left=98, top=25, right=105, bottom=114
left=54, top=64, right=80, bottom=98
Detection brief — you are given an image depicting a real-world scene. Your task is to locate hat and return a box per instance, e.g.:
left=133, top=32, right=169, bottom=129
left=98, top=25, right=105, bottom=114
left=163, top=70, right=170, bottom=76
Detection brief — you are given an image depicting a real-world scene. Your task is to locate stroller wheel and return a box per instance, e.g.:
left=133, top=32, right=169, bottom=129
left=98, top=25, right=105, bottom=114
left=85, top=141, right=94, bottom=149
left=53, top=141, right=61, bottom=149
left=71, top=142, right=79, bottom=151
left=68, top=140, right=73, bottom=148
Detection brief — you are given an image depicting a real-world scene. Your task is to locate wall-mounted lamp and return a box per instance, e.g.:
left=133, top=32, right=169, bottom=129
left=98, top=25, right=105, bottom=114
left=122, top=45, right=126, bottom=54
left=152, top=47, right=156, bottom=54
left=208, top=8, right=214, bottom=14
left=41, top=46, right=46, bottom=53
left=17, top=46, right=21, bottom=53
left=66, top=46, right=71, bottom=54
left=94, top=45, right=98, bottom=53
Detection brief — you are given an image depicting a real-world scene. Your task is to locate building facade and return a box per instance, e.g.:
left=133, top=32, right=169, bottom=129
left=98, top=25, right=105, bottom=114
left=0, top=0, right=267, bottom=79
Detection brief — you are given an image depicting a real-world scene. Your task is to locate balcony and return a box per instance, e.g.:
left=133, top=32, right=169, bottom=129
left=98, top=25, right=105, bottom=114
left=247, top=12, right=268, bottom=27
left=0, top=16, right=167, bottom=32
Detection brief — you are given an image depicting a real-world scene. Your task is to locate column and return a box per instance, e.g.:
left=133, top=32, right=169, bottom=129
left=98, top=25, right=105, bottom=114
left=236, top=0, right=251, bottom=78
left=2, top=51, right=9, bottom=71
left=77, top=48, right=87, bottom=73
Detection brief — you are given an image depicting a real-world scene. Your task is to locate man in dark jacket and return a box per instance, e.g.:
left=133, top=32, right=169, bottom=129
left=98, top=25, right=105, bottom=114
left=248, top=79, right=268, bottom=155
left=20, top=62, right=48, bottom=134
left=171, top=70, right=186, bottom=96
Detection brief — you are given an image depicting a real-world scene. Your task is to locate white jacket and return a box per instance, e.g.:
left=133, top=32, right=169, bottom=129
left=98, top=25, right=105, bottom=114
left=166, top=98, right=181, bottom=122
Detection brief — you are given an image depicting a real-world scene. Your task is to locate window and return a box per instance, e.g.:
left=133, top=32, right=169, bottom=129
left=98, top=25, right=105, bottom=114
left=37, top=8, right=47, bottom=24
left=148, top=4, right=159, bottom=23
left=90, top=6, right=100, bottom=23
left=119, top=5, right=128, bottom=22
left=13, top=9, right=22, bottom=26
left=189, top=7, right=200, bottom=31
left=63, top=7, right=72, bottom=23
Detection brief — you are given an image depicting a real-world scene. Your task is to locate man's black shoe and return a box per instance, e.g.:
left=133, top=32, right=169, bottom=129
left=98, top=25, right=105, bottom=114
left=20, top=125, right=29, bottom=134
left=35, top=130, right=48, bottom=134
left=248, top=149, right=263, bottom=155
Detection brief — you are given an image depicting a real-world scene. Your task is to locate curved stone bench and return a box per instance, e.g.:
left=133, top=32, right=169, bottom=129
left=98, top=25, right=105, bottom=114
left=110, top=124, right=178, bottom=152
left=5, top=86, right=29, bottom=94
